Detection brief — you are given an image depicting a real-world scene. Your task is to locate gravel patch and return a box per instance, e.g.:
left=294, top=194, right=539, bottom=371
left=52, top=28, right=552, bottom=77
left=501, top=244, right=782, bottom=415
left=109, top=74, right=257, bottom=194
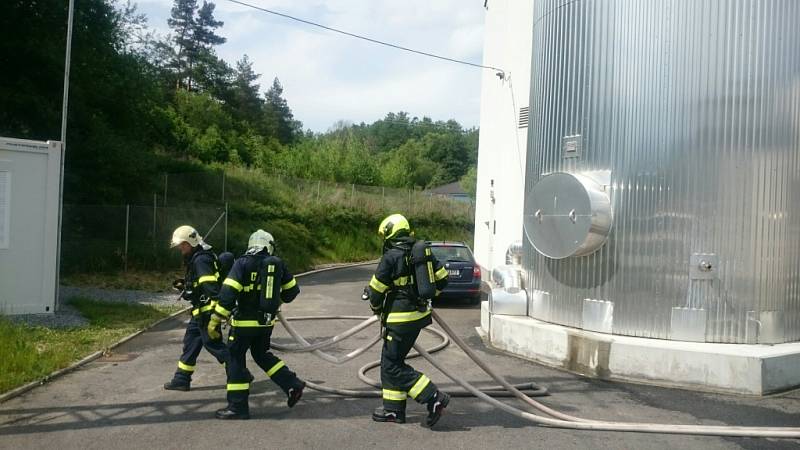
left=59, top=286, right=182, bottom=306
left=7, top=287, right=186, bottom=329
left=7, top=302, right=88, bottom=328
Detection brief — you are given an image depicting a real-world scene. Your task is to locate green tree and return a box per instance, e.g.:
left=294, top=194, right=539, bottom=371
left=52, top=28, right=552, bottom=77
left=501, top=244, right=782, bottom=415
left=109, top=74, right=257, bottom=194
left=380, top=139, right=437, bottom=189
left=167, top=0, right=225, bottom=91
left=167, top=0, right=198, bottom=88
left=460, top=166, right=477, bottom=198
left=190, top=1, right=227, bottom=93
left=0, top=0, right=169, bottom=202
left=228, top=55, right=263, bottom=123
left=262, top=78, right=302, bottom=145
left=194, top=1, right=225, bottom=48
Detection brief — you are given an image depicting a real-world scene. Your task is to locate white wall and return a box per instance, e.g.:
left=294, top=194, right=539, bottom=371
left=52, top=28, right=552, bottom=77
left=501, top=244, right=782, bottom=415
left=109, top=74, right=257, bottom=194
left=473, top=0, right=534, bottom=273
left=0, top=138, right=62, bottom=314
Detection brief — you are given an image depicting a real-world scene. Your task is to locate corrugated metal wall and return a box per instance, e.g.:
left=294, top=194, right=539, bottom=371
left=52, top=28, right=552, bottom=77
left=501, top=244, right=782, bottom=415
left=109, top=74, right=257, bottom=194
left=523, top=0, right=800, bottom=343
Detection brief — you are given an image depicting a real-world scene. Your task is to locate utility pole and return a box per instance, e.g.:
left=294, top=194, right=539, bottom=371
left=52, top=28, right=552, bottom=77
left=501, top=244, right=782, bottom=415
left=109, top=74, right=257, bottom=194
left=54, top=0, right=76, bottom=312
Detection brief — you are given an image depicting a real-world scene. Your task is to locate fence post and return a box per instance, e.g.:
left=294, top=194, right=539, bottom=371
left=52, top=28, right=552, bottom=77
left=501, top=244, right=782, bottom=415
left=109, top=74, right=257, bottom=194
left=221, top=170, right=226, bottom=202
left=351, top=184, right=355, bottom=204
left=124, top=204, right=130, bottom=272
left=224, top=202, right=229, bottom=252
left=317, top=180, right=321, bottom=202
left=163, top=173, right=168, bottom=207
left=153, top=193, right=157, bottom=249
left=381, top=187, right=385, bottom=210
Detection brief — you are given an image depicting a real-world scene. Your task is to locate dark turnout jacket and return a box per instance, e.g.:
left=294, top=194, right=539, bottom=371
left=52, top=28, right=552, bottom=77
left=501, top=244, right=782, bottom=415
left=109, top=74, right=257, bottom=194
left=215, top=252, right=299, bottom=333
left=368, top=237, right=449, bottom=329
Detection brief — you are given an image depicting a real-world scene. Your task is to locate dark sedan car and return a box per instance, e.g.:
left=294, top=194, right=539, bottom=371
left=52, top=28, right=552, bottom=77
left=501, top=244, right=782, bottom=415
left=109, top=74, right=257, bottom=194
left=429, top=241, right=482, bottom=304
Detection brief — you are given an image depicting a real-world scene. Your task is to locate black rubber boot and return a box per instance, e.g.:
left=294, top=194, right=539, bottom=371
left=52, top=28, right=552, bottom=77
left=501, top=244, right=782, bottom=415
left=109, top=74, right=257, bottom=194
left=163, top=380, right=190, bottom=391
left=287, top=381, right=306, bottom=408
left=372, top=407, right=406, bottom=424
left=215, top=407, right=250, bottom=420
left=425, top=391, right=450, bottom=427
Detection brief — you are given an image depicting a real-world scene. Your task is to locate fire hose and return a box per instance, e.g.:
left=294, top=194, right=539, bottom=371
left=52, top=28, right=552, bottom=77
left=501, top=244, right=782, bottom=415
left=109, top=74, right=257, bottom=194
left=272, top=310, right=800, bottom=439
left=271, top=314, right=548, bottom=398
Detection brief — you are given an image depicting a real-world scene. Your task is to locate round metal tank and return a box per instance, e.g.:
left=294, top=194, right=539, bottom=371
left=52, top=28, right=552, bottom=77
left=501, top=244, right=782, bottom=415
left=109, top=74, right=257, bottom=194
left=523, top=0, right=800, bottom=344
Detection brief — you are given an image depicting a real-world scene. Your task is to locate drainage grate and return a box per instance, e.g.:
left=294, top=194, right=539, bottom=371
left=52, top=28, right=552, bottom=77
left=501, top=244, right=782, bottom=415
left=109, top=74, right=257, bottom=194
left=99, top=352, right=140, bottom=362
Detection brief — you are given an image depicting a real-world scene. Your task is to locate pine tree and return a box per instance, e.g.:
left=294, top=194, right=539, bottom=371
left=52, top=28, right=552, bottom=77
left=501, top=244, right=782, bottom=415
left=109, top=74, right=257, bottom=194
left=194, top=1, right=226, bottom=48
left=229, top=55, right=263, bottom=123
left=167, top=0, right=225, bottom=91
left=167, top=0, right=197, bottom=89
left=262, top=78, right=302, bottom=145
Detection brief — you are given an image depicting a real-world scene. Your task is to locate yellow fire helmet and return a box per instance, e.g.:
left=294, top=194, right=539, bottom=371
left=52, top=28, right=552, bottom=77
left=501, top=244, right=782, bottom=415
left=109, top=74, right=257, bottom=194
left=378, top=214, right=411, bottom=240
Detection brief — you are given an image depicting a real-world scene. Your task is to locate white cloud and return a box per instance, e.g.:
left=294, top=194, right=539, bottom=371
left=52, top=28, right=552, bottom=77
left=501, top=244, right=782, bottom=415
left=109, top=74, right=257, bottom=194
left=131, top=0, right=487, bottom=131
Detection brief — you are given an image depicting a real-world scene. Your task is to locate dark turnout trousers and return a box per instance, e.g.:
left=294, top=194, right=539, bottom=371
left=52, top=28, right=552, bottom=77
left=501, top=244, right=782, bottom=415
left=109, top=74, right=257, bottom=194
left=226, top=326, right=303, bottom=414
left=171, top=311, right=231, bottom=385
left=380, top=324, right=438, bottom=412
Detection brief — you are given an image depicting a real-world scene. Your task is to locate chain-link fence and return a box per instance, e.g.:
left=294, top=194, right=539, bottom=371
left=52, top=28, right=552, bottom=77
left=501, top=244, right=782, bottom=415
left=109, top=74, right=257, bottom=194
left=61, top=203, right=227, bottom=273
left=62, top=169, right=474, bottom=274
left=162, top=169, right=474, bottom=219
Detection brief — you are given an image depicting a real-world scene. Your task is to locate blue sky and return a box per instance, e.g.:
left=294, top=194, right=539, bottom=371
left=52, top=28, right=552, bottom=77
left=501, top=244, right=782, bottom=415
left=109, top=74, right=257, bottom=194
left=132, top=0, right=487, bottom=132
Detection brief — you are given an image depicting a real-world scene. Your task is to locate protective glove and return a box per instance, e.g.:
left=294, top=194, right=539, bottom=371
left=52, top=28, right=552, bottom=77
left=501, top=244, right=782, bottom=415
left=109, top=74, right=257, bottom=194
left=178, top=287, right=194, bottom=301
left=172, top=278, right=185, bottom=292
left=360, top=286, right=370, bottom=301
left=207, top=313, right=223, bottom=340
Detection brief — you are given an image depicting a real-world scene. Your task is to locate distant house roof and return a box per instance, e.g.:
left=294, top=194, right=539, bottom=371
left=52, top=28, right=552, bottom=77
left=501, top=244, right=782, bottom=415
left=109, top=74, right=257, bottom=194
left=426, top=181, right=467, bottom=196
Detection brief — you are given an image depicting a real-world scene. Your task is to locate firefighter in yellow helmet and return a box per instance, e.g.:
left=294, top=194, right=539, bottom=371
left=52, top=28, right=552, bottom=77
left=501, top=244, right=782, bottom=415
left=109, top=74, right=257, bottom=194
left=163, top=225, right=250, bottom=391
left=210, top=230, right=305, bottom=420
left=367, top=214, right=450, bottom=427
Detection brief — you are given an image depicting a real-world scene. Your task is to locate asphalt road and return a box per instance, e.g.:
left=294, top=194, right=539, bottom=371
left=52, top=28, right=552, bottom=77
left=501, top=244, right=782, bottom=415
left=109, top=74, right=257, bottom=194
left=1, top=264, right=799, bottom=449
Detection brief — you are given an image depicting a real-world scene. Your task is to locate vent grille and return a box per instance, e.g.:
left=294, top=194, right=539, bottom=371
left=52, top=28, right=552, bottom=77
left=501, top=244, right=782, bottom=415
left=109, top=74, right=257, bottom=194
left=518, top=106, right=529, bottom=128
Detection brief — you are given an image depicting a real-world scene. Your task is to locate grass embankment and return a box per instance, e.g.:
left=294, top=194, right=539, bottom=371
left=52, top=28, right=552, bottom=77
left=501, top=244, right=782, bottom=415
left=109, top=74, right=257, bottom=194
left=0, top=298, right=183, bottom=394
left=62, top=165, right=474, bottom=290
left=221, top=166, right=474, bottom=267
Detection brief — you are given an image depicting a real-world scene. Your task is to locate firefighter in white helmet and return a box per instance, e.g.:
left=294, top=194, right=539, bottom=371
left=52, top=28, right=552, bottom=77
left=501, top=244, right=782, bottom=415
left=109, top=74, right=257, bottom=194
left=209, top=229, right=305, bottom=419
left=163, top=225, right=250, bottom=391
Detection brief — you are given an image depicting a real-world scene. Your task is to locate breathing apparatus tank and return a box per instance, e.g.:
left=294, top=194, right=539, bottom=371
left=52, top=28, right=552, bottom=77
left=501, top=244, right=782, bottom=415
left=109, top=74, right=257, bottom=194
left=258, top=255, right=285, bottom=315
left=410, top=240, right=437, bottom=300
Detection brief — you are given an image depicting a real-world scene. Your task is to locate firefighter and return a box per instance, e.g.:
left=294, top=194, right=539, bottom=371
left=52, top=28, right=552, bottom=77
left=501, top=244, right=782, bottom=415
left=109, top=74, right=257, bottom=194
left=163, top=225, right=249, bottom=391
left=209, top=229, right=306, bottom=420
left=368, top=213, right=450, bottom=427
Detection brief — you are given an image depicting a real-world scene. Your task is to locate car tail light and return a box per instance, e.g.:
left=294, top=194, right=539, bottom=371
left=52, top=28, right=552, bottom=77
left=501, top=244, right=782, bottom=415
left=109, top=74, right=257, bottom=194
left=473, top=266, right=481, bottom=280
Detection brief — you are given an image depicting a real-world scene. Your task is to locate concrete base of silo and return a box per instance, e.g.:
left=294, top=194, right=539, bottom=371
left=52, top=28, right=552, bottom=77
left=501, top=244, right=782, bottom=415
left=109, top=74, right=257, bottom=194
left=478, top=302, right=800, bottom=395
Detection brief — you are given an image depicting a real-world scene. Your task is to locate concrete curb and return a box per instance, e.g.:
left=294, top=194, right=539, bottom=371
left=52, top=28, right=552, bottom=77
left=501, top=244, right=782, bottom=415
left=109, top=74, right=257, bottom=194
left=0, top=259, right=378, bottom=404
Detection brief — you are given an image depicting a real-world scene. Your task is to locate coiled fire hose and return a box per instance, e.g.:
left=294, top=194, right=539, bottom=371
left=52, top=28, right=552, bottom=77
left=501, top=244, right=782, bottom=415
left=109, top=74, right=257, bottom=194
left=273, top=311, right=800, bottom=439
left=272, top=314, right=548, bottom=398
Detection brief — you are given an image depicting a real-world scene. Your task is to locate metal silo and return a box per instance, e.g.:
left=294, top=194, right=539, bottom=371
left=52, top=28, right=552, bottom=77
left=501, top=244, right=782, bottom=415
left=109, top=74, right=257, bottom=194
left=523, top=0, right=800, bottom=344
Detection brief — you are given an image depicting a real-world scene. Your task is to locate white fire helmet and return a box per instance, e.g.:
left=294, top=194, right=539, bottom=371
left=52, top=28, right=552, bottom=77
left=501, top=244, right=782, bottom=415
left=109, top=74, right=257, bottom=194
left=246, top=229, right=274, bottom=255
left=170, top=225, right=210, bottom=250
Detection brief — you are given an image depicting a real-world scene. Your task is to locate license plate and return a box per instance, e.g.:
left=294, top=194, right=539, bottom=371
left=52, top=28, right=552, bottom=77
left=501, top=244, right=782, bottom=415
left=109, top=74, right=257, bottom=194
left=448, top=269, right=460, bottom=276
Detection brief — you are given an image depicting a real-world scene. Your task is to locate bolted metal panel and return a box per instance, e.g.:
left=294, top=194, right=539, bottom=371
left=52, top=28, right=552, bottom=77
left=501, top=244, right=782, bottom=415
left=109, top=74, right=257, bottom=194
left=582, top=299, right=614, bottom=333
left=524, top=172, right=613, bottom=259
left=523, top=0, right=800, bottom=343
left=670, top=307, right=708, bottom=342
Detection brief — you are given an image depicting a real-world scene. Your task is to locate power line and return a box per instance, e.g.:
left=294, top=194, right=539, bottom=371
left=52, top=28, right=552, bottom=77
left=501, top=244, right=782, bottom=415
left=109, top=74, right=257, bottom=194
left=223, top=0, right=505, bottom=75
